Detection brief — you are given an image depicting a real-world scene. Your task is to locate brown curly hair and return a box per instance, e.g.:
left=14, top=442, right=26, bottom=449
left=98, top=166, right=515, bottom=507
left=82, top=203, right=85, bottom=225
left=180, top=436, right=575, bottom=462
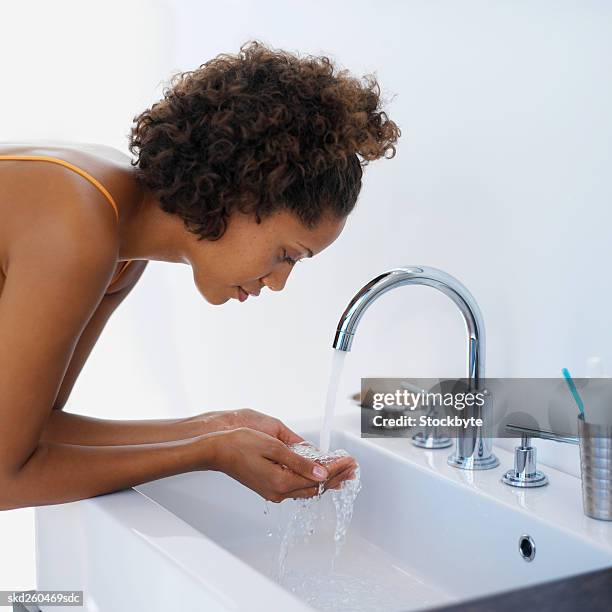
left=128, top=40, right=400, bottom=241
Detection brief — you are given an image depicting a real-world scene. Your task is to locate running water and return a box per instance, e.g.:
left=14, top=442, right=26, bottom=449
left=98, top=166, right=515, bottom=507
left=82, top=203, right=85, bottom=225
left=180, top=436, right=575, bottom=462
left=319, top=349, right=347, bottom=453
left=276, top=441, right=361, bottom=582
left=264, top=350, right=363, bottom=607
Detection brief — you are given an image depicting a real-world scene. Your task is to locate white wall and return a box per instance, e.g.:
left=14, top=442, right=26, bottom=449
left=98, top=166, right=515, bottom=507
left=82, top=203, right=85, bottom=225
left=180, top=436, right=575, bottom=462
left=2, top=0, right=611, bottom=588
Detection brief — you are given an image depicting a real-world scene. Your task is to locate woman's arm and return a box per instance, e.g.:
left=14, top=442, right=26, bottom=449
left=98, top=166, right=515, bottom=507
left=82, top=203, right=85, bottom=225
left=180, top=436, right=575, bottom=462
left=2, top=428, right=339, bottom=511
left=41, top=408, right=309, bottom=447
left=40, top=410, right=209, bottom=446
left=2, top=434, right=214, bottom=510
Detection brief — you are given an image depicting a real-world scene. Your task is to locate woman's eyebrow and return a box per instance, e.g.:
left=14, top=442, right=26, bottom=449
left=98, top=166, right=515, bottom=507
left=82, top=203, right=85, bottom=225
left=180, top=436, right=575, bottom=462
left=297, top=242, right=314, bottom=258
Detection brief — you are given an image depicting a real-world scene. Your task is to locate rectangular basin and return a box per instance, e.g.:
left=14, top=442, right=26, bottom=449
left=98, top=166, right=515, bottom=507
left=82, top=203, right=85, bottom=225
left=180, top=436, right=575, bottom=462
left=36, top=413, right=612, bottom=611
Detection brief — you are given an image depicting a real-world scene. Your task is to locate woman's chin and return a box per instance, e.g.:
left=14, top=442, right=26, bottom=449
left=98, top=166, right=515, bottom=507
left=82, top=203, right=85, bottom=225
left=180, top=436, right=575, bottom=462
left=195, top=284, right=230, bottom=305
left=207, top=294, right=231, bottom=305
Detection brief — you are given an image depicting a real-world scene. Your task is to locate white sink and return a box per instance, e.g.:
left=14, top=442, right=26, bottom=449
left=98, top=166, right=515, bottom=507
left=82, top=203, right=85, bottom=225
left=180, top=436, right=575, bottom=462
left=36, top=411, right=612, bottom=611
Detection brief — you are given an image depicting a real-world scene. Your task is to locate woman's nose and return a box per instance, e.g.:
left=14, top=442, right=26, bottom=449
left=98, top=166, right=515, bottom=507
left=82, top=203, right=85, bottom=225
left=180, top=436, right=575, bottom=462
left=262, top=264, right=292, bottom=292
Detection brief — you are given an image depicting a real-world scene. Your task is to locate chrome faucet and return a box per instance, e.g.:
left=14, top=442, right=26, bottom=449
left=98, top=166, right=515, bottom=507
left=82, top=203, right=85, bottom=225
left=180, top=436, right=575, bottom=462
left=333, top=266, right=499, bottom=470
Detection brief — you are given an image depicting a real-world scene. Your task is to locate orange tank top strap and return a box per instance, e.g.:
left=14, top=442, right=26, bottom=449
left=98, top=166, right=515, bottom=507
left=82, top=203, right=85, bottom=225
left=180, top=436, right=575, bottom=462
left=0, top=154, right=120, bottom=222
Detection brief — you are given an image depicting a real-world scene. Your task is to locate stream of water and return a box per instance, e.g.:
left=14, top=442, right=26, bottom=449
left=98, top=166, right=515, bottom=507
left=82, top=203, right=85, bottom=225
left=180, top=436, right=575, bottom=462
left=319, top=349, right=347, bottom=453
left=277, top=442, right=362, bottom=581
left=269, top=348, right=366, bottom=608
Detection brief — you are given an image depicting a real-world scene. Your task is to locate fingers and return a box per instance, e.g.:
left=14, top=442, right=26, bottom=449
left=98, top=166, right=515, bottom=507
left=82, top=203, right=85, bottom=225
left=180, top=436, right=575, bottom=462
left=259, top=463, right=320, bottom=502
left=325, top=464, right=357, bottom=490
left=235, top=408, right=304, bottom=444
left=322, top=456, right=357, bottom=478
left=314, top=456, right=357, bottom=491
left=287, top=485, right=321, bottom=500
left=267, top=442, right=329, bottom=482
left=274, top=419, right=305, bottom=445
left=260, top=463, right=357, bottom=502
left=284, top=465, right=357, bottom=499
left=264, top=455, right=357, bottom=501
left=266, top=443, right=358, bottom=496
left=326, top=455, right=357, bottom=472
left=272, top=461, right=322, bottom=491
left=267, top=470, right=357, bottom=502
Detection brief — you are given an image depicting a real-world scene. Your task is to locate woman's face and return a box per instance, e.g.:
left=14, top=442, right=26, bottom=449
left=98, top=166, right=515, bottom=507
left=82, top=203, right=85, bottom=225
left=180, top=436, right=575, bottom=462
left=187, top=209, right=347, bottom=305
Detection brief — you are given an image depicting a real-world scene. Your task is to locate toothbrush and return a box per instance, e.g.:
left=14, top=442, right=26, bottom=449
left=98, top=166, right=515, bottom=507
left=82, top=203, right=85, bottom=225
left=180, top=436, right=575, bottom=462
left=562, top=367, right=586, bottom=417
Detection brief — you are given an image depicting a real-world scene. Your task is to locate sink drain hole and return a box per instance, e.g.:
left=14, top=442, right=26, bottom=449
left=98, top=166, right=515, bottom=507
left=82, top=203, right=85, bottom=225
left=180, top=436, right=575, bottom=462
left=519, top=534, right=536, bottom=562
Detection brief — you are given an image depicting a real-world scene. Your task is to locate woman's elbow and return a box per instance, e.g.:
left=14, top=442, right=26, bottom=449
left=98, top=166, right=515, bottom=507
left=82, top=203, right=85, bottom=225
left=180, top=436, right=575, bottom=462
left=0, top=449, right=41, bottom=511
left=0, top=478, right=28, bottom=511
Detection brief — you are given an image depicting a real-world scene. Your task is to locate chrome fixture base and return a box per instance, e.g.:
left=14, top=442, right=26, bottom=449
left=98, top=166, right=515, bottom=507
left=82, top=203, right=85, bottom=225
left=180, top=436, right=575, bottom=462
left=502, top=468, right=548, bottom=488
left=447, top=453, right=500, bottom=470
left=412, top=432, right=453, bottom=449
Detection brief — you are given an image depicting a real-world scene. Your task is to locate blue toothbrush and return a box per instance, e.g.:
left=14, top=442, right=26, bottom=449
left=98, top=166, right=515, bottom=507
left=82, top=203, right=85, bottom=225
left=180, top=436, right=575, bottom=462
left=562, top=367, right=586, bottom=417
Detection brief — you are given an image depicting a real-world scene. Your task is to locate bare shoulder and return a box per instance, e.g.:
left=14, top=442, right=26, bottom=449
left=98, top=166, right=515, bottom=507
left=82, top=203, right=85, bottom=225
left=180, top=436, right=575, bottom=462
left=5, top=175, right=119, bottom=271
left=8, top=192, right=120, bottom=298
left=0, top=142, right=138, bottom=288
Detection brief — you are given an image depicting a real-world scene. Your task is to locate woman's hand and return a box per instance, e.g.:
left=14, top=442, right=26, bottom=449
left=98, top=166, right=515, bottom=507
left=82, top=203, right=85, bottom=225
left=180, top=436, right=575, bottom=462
left=184, top=408, right=305, bottom=444
left=205, top=427, right=357, bottom=502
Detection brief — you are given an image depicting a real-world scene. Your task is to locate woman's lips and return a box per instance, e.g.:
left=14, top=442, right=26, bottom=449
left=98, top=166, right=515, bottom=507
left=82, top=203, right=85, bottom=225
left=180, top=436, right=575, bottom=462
left=237, top=286, right=249, bottom=302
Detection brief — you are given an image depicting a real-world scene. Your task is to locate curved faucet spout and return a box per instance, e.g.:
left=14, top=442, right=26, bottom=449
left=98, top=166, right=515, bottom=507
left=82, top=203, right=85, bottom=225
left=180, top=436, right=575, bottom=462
left=333, top=265, right=498, bottom=470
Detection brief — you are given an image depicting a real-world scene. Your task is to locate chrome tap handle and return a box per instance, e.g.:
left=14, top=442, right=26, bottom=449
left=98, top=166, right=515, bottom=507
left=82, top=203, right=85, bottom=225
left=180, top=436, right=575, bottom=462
left=505, top=423, right=579, bottom=445
left=502, top=429, right=549, bottom=488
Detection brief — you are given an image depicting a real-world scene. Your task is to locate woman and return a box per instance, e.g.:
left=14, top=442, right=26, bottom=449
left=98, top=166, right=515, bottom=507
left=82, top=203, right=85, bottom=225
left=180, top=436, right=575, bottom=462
left=0, top=41, right=399, bottom=510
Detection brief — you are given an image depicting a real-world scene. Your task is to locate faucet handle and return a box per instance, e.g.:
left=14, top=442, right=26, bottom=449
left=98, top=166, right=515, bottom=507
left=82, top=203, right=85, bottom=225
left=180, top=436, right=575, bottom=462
left=505, top=423, right=579, bottom=445
left=502, top=429, right=549, bottom=488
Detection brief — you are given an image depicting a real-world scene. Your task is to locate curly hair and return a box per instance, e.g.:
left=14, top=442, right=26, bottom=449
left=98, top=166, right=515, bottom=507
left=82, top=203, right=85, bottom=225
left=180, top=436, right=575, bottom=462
left=128, top=40, right=400, bottom=241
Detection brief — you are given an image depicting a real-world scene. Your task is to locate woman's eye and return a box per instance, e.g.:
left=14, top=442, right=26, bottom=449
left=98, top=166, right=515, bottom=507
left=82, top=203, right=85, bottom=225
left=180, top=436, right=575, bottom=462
left=282, top=250, right=298, bottom=266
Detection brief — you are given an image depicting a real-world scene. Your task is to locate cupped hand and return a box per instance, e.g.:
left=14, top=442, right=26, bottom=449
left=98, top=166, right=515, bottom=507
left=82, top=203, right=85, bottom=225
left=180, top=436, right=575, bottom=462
left=207, top=427, right=357, bottom=502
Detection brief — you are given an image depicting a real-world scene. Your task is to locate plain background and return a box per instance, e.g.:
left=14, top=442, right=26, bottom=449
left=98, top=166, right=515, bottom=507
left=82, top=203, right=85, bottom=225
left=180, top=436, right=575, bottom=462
left=1, top=0, right=611, bottom=590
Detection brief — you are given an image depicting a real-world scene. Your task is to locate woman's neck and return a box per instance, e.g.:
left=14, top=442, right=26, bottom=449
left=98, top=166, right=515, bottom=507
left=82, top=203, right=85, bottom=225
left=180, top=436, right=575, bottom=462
left=117, top=168, right=192, bottom=265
